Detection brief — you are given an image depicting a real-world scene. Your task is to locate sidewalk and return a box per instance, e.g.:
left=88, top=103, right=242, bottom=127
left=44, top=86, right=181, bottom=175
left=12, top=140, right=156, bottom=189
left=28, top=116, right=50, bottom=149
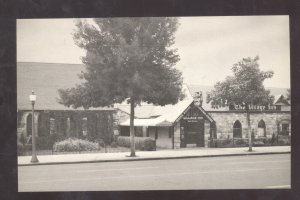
left=18, top=146, right=290, bottom=166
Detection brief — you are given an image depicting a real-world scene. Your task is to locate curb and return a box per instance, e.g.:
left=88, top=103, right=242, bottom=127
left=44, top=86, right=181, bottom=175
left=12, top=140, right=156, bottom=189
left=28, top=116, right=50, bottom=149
left=18, top=151, right=290, bottom=166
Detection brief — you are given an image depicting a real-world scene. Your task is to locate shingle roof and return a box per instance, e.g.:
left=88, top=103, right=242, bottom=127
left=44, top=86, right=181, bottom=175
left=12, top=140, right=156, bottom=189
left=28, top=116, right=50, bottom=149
left=17, top=62, right=113, bottom=111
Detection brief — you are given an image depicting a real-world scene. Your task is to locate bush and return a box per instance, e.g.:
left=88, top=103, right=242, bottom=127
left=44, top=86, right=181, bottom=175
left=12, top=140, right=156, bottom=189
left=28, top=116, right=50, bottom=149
left=117, top=136, right=156, bottom=151
left=37, top=134, right=65, bottom=150
left=234, top=138, right=248, bottom=146
left=17, top=142, right=25, bottom=156
left=53, top=138, right=100, bottom=152
left=277, top=135, right=290, bottom=146
left=95, top=138, right=106, bottom=147
left=253, top=141, right=265, bottom=146
left=110, top=141, right=118, bottom=148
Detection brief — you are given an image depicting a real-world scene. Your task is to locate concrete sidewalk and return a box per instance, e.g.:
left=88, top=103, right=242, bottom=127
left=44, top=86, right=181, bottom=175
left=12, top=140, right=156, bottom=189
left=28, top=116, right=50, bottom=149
left=18, top=146, right=290, bottom=166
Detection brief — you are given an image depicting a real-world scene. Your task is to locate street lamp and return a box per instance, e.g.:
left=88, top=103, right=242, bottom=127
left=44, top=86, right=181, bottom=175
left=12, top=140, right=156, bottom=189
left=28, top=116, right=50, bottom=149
left=29, top=91, right=39, bottom=163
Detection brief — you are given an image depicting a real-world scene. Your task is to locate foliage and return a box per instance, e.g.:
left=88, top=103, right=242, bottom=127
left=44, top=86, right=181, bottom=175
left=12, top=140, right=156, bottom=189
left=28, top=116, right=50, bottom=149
left=17, top=142, right=25, bottom=156
left=53, top=138, right=100, bottom=152
left=110, top=141, right=118, bottom=148
left=117, top=136, right=156, bottom=151
left=207, top=56, right=274, bottom=107
left=19, top=133, right=27, bottom=145
left=58, top=18, right=183, bottom=108
left=95, top=138, right=105, bottom=147
left=58, top=18, right=183, bottom=156
left=37, top=134, right=65, bottom=150
left=277, top=135, right=290, bottom=146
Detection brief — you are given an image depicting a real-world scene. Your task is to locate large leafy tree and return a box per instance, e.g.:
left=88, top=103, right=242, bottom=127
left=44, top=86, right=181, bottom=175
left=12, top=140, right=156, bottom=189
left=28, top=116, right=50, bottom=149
left=58, top=18, right=183, bottom=157
left=207, top=56, right=274, bottom=151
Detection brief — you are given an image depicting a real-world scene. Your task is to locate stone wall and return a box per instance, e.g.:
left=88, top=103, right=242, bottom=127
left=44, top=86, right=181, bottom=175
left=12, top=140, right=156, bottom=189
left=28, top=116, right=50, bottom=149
left=208, top=111, right=291, bottom=139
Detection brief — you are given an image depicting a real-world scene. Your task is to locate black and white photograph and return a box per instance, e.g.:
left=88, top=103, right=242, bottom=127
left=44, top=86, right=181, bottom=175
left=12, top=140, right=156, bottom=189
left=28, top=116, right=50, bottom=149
left=17, top=16, right=291, bottom=191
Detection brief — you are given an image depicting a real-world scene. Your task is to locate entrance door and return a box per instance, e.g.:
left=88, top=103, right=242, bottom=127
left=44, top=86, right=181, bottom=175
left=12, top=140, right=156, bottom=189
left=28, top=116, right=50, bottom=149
left=180, top=119, right=204, bottom=147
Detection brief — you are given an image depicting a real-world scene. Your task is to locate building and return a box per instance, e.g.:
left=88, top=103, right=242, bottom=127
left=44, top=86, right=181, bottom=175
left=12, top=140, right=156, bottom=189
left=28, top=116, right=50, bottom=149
left=118, top=86, right=291, bottom=149
left=117, top=85, right=215, bottom=149
left=17, top=62, right=291, bottom=150
left=17, top=62, right=115, bottom=147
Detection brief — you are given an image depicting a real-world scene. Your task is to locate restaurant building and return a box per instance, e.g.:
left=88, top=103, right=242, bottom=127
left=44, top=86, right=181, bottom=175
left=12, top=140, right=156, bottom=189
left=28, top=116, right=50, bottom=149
left=17, top=62, right=291, bottom=150
left=118, top=86, right=291, bottom=149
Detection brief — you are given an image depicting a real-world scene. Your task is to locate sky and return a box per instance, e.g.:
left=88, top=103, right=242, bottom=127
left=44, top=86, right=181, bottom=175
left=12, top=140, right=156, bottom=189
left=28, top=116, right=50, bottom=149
left=17, top=16, right=290, bottom=88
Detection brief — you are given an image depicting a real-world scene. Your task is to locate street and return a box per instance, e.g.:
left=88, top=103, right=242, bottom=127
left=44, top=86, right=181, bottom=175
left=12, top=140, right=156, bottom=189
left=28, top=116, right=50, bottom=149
left=18, top=154, right=290, bottom=191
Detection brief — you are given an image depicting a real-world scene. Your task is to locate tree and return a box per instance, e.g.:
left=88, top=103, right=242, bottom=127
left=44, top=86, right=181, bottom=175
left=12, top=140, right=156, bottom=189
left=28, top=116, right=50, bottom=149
left=207, top=56, right=274, bottom=151
left=58, top=18, right=183, bottom=157
left=286, top=88, right=291, bottom=101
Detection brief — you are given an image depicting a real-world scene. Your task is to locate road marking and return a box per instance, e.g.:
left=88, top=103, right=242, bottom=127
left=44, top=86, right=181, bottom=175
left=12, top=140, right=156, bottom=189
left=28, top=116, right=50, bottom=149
left=266, top=185, right=290, bottom=189
left=19, top=167, right=288, bottom=185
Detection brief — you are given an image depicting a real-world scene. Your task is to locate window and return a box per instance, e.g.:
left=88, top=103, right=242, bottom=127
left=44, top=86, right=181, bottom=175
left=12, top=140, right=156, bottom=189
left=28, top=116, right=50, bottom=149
left=82, top=117, right=88, bottom=136
left=50, top=118, right=55, bottom=135
left=233, top=120, right=242, bottom=138
left=281, top=123, right=290, bottom=135
left=257, top=120, right=266, bottom=137
left=26, top=114, right=32, bottom=136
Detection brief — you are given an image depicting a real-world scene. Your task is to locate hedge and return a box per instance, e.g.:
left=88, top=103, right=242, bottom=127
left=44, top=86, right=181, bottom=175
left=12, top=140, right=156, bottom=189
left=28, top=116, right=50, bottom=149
left=117, top=136, right=156, bottom=151
left=53, top=138, right=100, bottom=152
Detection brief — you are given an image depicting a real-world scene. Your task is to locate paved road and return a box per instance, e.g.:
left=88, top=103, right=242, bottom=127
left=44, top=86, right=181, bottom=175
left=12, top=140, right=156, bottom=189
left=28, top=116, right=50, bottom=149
left=18, top=154, right=290, bottom=191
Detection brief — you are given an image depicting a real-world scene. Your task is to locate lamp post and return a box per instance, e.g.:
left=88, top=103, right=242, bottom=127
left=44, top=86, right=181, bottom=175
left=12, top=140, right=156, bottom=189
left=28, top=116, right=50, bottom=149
left=29, top=91, right=39, bottom=163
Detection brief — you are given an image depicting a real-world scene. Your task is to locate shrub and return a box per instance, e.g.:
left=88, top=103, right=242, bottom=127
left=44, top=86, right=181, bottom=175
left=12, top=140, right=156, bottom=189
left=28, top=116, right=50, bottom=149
left=17, top=142, right=25, bottom=156
left=277, top=136, right=290, bottom=146
left=234, top=138, right=248, bottom=146
left=110, top=141, right=118, bottom=148
left=53, top=138, right=100, bottom=152
left=117, top=136, right=156, bottom=151
left=95, top=138, right=106, bottom=147
left=37, top=134, right=65, bottom=150
left=253, top=141, right=265, bottom=146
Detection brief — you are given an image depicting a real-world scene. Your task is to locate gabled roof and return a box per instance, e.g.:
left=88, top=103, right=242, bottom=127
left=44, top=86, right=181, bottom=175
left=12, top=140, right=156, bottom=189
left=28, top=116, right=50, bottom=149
left=17, top=62, right=113, bottom=111
left=274, top=94, right=290, bottom=105
left=120, top=85, right=216, bottom=126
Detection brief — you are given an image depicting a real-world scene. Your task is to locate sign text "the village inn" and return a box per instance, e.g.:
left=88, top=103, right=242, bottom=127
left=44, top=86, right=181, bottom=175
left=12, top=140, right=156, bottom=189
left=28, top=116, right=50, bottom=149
left=232, top=104, right=278, bottom=111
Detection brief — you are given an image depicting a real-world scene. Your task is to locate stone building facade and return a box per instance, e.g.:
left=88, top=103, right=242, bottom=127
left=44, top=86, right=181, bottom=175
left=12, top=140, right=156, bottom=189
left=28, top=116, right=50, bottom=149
left=208, top=111, right=291, bottom=139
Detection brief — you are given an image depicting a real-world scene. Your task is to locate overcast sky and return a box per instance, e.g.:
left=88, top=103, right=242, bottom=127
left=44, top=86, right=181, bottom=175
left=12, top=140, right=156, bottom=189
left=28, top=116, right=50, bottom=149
left=17, top=16, right=290, bottom=88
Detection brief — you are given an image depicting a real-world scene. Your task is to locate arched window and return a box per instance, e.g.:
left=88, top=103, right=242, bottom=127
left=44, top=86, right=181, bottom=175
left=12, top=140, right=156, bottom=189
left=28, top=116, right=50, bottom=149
left=50, top=118, right=55, bottom=135
left=82, top=117, right=88, bottom=136
left=233, top=120, right=242, bottom=138
left=26, top=114, right=32, bottom=136
left=257, top=120, right=266, bottom=137
left=210, top=123, right=217, bottom=139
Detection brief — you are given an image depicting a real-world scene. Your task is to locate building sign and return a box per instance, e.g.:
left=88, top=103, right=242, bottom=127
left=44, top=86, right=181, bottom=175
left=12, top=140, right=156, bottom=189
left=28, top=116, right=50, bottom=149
left=230, top=104, right=279, bottom=111
left=182, top=106, right=203, bottom=122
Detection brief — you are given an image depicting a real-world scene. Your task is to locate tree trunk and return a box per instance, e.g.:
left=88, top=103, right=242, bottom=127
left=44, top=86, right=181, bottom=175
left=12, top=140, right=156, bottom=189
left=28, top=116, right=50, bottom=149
left=246, top=111, right=252, bottom=152
left=129, top=98, right=136, bottom=157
